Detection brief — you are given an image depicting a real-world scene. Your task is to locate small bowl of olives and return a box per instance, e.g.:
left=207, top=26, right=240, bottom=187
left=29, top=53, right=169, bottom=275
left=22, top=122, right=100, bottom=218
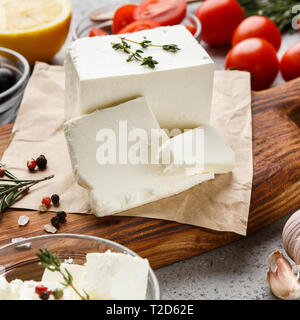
left=0, top=47, right=30, bottom=124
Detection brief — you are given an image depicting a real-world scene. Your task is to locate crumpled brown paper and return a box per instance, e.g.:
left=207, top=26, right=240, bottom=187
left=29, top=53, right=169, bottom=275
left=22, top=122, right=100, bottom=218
left=1, top=62, right=252, bottom=235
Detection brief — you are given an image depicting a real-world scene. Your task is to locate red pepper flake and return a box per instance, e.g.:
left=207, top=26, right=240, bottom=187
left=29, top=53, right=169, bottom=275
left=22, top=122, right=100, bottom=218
left=27, top=159, right=36, bottom=171
left=22, top=188, right=30, bottom=195
left=35, top=284, right=48, bottom=295
left=41, top=197, right=51, bottom=207
left=0, top=169, right=5, bottom=177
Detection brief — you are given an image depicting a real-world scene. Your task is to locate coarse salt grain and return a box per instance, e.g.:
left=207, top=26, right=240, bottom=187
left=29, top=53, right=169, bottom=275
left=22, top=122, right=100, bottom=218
left=18, top=215, right=29, bottom=226
left=44, top=224, right=57, bottom=234
left=11, top=237, right=27, bottom=243
left=64, top=258, right=74, bottom=264
left=11, top=237, right=31, bottom=250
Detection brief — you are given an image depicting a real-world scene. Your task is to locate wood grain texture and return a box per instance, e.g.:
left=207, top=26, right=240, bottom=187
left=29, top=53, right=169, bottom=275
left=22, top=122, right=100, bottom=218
left=0, top=78, right=299, bottom=269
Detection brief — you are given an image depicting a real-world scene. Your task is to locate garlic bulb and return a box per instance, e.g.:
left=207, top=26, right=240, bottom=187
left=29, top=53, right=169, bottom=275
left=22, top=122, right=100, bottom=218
left=267, top=250, right=300, bottom=300
left=282, top=210, right=300, bottom=265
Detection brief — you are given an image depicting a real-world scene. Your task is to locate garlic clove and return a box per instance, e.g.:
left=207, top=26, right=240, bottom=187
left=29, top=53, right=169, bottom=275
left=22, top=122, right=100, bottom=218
left=282, top=210, right=300, bottom=265
left=267, top=250, right=300, bottom=300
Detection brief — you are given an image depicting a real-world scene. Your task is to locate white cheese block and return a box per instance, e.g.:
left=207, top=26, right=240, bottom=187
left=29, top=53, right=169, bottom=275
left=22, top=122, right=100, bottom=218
left=64, top=97, right=214, bottom=217
left=65, top=25, right=214, bottom=129
left=159, top=125, right=235, bottom=174
left=82, top=251, right=149, bottom=300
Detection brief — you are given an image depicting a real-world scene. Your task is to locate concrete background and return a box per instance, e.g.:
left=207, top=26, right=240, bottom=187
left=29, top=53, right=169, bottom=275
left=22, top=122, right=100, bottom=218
left=53, top=0, right=300, bottom=299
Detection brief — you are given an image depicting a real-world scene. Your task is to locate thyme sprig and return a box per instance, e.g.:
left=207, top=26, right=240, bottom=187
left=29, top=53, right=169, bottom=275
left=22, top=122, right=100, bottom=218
left=121, top=37, right=181, bottom=52
left=36, top=248, right=89, bottom=300
left=111, top=37, right=180, bottom=69
left=0, top=164, right=54, bottom=213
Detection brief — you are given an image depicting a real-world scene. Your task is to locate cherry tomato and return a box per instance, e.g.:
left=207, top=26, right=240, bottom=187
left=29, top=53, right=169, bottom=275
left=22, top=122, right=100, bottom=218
left=185, top=25, right=197, bottom=35
left=134, top=0, right=186, bottom=26
left=89, top=27, right=108, bottom=37
left=280, top=42, right=300, bottom=81
left=118, top=20, right=160, bottom=34
left=232, top=16, right=281, bottom=51
left=225, top=38, right=279, bottom=90
left=195, top=0, right=244, bottom=46
left=112, top=4, right=137, bottom=34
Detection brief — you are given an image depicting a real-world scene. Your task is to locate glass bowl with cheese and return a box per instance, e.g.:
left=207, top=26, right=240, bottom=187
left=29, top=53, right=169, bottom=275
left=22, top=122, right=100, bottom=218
left=0, top=234, right=160, bottom=300
left=73, top=0, right=201, bottom=40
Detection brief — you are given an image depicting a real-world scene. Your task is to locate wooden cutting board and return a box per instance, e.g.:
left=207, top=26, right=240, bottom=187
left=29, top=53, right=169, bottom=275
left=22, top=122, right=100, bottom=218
left=0, top=78, right=299, bottom=269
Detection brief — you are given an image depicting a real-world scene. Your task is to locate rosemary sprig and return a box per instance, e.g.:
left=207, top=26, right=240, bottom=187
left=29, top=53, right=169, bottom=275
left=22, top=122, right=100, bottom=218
left=0, top=164, right=54, bottom=213
left=237, top=0, right=300, bottom=32
left=36, top=248, right=89, bottom=300
left=111, top=37, right=180, bottom=69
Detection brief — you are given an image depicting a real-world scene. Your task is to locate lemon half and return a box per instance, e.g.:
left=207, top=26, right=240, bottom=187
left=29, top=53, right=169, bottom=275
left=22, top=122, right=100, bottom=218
left=0, top=0, right=72, bottom=65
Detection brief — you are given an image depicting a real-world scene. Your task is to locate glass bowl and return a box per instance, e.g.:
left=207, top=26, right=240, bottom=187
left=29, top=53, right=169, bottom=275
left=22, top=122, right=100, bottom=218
left=0, top=234, right=160, bottom=300
left=0, top=47, right=30, bottom=125
left=73, top=1, right=201, bottom=40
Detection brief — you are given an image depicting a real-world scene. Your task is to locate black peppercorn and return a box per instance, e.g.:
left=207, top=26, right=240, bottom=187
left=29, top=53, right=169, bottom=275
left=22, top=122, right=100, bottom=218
left=57, top=211, right=67, bottom=223
left=39, top=291, right=50, bottom=300
left=36, top=155, right=47, bottom=170
left=51, top=216, right=60, bottom=229
left=51, top=194, right=60, bottom=206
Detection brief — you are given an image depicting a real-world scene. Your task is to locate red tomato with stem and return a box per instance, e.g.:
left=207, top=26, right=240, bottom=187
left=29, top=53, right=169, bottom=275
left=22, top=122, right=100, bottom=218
left=280, top=42, right=300, bottom=81
left=118, top=20, right=160, bottom=34
left=195, top=0, right=245, bottom=46
left=89, top=27, right=108, bottom=37
left=232, top=16, right=281, bottom=51
left=225, top=37, right=279, bottom=90
left=134, top=0, right=186, bottom=26
left=112, top=4, right=137, bottom=34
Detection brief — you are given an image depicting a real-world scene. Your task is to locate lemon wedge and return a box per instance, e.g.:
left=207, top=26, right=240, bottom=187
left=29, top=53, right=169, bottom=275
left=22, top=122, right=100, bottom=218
left=0, top=0, right=72, bottom=65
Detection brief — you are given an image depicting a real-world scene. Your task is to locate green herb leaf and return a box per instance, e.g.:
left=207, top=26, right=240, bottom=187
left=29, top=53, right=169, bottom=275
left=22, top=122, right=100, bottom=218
left=162, top=44, right=181, bottom=52
left=141, top=56, right=159, bottom=69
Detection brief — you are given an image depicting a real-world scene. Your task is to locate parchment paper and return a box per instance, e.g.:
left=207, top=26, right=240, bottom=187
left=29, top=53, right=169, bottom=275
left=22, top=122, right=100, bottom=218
left=1, top=62, right=252, bottom=235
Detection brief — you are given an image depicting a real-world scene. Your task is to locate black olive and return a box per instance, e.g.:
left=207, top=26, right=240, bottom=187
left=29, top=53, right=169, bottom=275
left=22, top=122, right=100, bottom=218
left=0, top=67, right=17, bottom=94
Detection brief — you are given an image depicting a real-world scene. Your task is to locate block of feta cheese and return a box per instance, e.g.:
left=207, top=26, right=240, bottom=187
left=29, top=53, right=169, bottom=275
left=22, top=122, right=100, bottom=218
left=64, top=97, right=214, bottom=217
left=159, top=125, right=235, bottom=175
left=65, top=25, right=214, bottom=129
left=82, top=251, right=149, bottom=300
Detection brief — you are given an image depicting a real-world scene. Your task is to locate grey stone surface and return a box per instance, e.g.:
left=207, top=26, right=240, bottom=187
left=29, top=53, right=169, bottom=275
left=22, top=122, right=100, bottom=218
left=53, top=0, right=299, bottom=300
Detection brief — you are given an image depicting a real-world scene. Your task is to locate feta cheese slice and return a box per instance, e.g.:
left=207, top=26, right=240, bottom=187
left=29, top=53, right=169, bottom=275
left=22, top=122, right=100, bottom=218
left=159, top=125, right=235, bottom=174
left=65, top=25, right=214, bottom=129
left=82, top=251, right=149, bottom=300
left=64, top=97, right=214, bottom=217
